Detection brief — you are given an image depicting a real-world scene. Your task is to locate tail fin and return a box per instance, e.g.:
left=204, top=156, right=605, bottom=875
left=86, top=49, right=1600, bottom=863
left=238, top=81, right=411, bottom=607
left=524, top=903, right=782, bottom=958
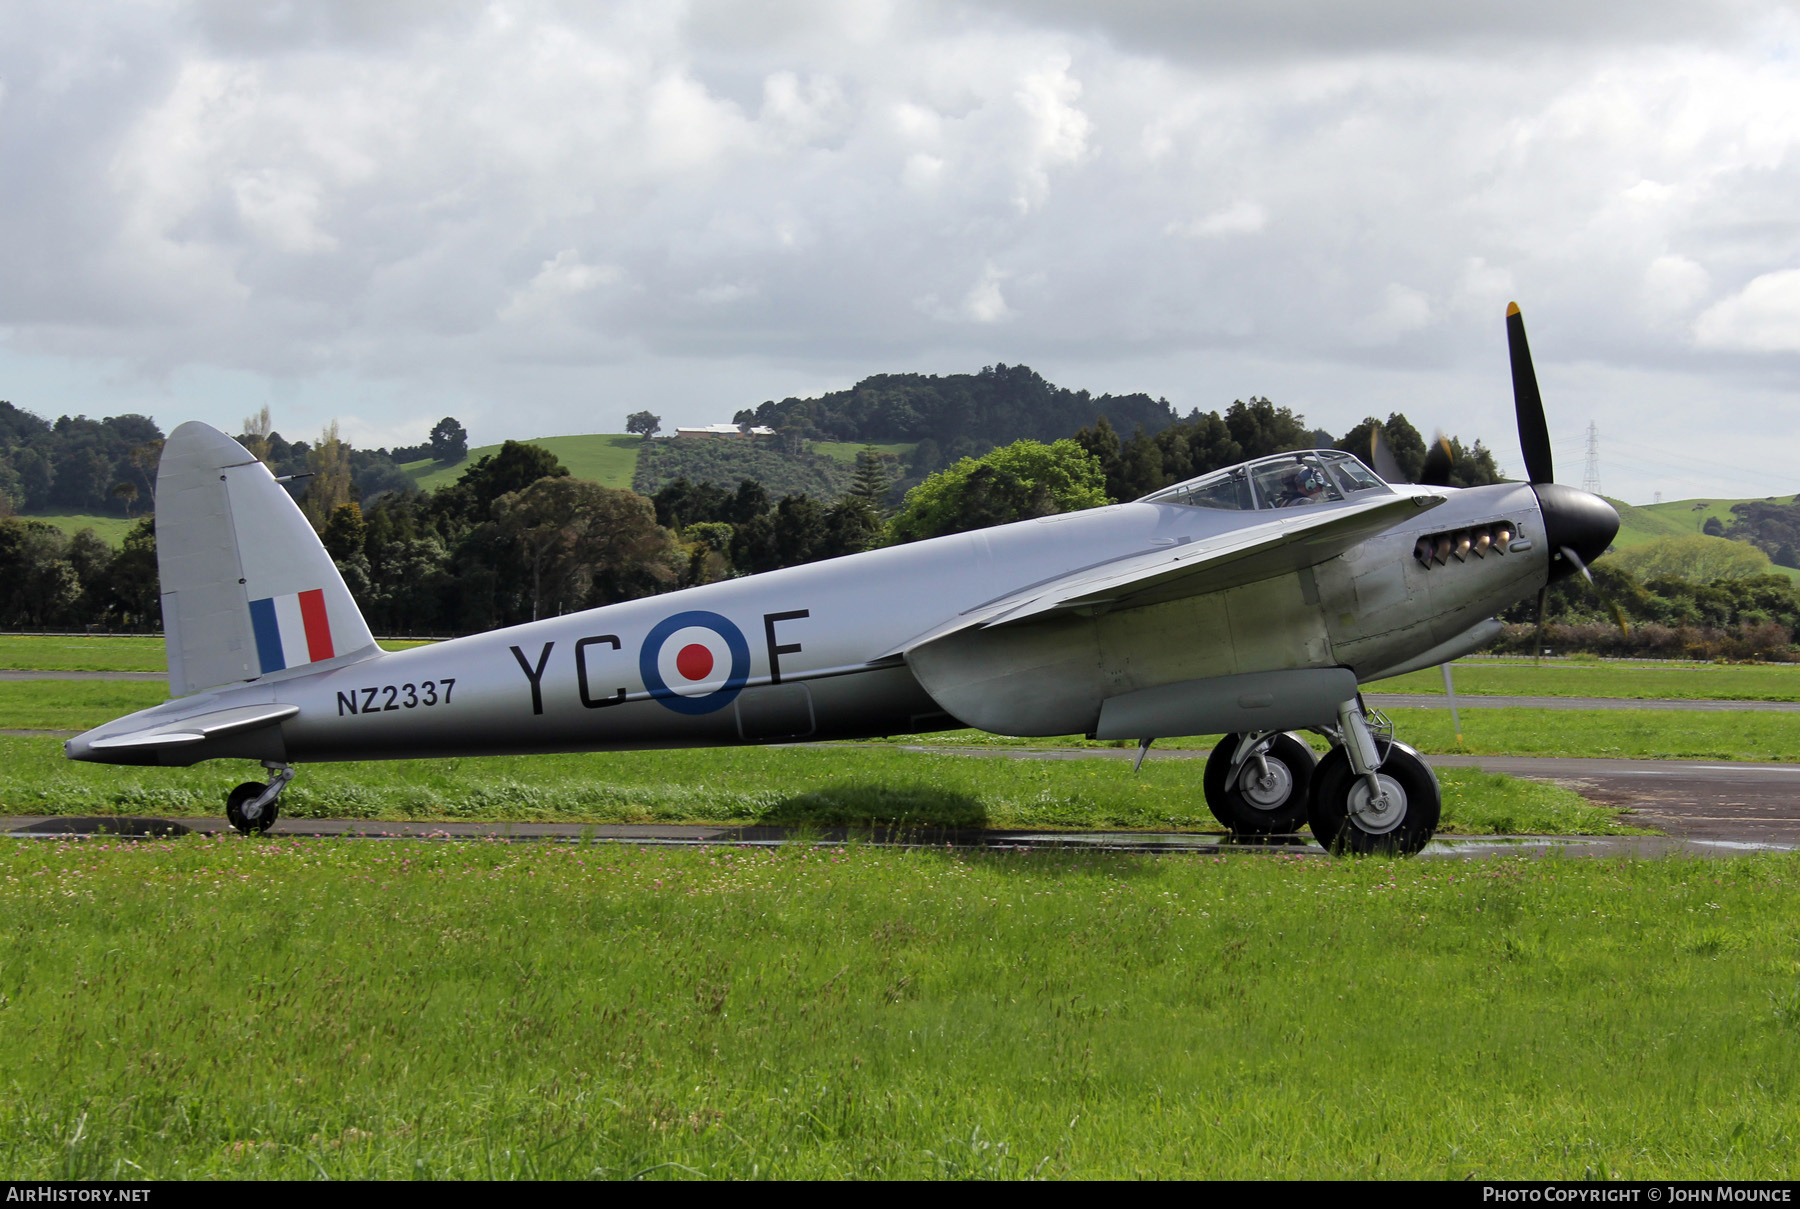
left=156, top=421, right=378, bottom=696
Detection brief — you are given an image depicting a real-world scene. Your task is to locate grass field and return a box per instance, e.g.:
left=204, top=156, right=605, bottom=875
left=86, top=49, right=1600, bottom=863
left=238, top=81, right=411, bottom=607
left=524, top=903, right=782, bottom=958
left=402, top=434, right=641, bottom=493
left=0, top=636, right=426, bottom=673
left=13, top=512, right=140, bottom=548
left=0, top=838, right=1795, bottom=1178
left=1376, top=658, right=1800, bottom=701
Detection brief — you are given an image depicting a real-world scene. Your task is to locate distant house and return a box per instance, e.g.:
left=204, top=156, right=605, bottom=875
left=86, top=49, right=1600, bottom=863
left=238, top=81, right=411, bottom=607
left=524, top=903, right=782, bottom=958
left=673, top=423, right=775, bottom=439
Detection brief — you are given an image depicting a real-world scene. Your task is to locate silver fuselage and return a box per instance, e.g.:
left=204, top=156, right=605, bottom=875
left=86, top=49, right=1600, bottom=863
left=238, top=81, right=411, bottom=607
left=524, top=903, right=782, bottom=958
left=69, top=480, right=1548, bottom=766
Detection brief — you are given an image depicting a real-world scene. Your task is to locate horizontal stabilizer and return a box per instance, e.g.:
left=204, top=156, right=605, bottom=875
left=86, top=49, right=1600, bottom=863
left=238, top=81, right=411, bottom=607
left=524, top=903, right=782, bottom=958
left=85, top=704, right=298, bottom=752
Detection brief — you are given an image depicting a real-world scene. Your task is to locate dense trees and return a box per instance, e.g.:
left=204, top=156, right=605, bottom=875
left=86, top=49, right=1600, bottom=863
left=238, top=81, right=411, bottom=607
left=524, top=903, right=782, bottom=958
left=0, top=401, right=165, bottom=516
left=887, top=439, right=1108, bottom=543
left=736, top=364, right=1178, bottom=485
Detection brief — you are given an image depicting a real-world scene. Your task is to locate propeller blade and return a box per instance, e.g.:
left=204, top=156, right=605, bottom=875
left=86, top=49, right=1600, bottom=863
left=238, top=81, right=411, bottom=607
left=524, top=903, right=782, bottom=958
left=1441, top=661, right=1463, bottom=746
left=1507, top=302, right=1555, bottom=484
left=1369, top=425, right=1406, bottom=484
left=1419, top=433, right=1455, bottom=487
left=1560, top=545, right=1632, bottom=637
left=1563, top=544, right=1594, bottom=586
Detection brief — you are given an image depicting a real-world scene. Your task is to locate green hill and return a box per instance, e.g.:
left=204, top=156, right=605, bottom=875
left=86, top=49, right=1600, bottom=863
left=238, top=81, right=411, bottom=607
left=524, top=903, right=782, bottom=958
left=403, top=434, right=644, bottom=493
left=1607, top=495, right=1800, bottom=584
left=1610, top=497, right=1746, bottom=548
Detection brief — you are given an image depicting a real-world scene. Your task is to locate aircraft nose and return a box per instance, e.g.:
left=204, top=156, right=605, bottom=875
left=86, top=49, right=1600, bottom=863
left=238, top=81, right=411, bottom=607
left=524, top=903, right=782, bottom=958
left=1533, top=482, right=1619, bottom=580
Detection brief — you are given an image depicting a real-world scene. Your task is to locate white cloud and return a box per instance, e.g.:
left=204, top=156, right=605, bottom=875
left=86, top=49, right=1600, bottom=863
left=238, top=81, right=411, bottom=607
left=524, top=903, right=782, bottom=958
left=5, top=1, right=1800, bottom=500
left=1167, top=201, right=1266, bottom=240
left=1642, top=254, right=1710, bottom=325
left=1694, top=269, right=1800, bottom=351
left=1351, top=283, right=1434, bottom=345
left=1010, top=55, right=1092, bottom=213
left=498, top=250, right=623, bottom=322
left=961, top=263, right=1013, bottom=323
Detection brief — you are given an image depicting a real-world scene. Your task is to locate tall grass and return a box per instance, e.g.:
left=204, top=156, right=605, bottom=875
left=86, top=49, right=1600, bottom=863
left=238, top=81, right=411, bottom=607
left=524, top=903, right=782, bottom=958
left=0, top=838, right=1794, bottom=1178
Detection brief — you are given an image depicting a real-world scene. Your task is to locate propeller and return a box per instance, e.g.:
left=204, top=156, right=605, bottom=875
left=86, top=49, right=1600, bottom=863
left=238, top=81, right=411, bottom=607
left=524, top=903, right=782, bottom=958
left=1507, top=301, right=1555, bottom=485
left=1560, top=544, right=1633, bottom=635
left=1419, top=435, right=1455, bottom=488
left=1368, top=426, right=1405, bottom=485
left=1370, top=425, right=1455, bottom=487
left=1532, top=545, right=1631, bottom=663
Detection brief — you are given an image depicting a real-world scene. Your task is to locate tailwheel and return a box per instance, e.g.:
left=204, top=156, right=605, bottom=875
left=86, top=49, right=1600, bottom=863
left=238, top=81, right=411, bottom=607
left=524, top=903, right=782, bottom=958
left=1306, top=739, right=1440, bottom=855
left=1203, top=732, right=1317, bottom=835
left=225, top=762, right=293, bottom=835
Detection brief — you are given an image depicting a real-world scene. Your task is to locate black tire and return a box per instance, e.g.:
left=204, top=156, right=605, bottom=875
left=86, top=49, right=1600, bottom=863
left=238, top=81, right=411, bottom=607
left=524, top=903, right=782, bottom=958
left=225, top=781, right=279, bottom=835
left=1306, top=740, right=1440, bottom=855
left=1202, top=732, right=1317, bottom=835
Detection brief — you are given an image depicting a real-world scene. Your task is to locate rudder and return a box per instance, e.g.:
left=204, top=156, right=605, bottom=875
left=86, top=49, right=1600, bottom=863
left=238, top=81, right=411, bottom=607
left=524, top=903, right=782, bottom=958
left=156, top=421, right=378, bottom=696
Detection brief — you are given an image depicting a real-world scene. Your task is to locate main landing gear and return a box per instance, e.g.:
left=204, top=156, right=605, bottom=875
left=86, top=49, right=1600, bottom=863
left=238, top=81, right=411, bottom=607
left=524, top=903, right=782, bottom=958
left=226, top=761, right=294, bottom=835
left=1202, top=699, right=1440, bottom=855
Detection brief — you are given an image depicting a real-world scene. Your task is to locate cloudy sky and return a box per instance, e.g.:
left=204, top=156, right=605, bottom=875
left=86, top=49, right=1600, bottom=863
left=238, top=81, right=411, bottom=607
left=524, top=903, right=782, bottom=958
left=6, top=0, right=1800, bottom=502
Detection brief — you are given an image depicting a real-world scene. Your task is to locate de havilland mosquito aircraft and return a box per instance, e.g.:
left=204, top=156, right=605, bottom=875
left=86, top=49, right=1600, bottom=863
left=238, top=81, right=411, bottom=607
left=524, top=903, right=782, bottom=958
left=66, top=305, right=1618, bottom=853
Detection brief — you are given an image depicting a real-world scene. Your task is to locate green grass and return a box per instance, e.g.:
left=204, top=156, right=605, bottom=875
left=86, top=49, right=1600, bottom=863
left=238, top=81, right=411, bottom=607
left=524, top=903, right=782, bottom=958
left=0, top=736, right=1620, bottom=835
left=403, top=435, right=641, bottom=493
left=1381, top=706, right=1800, bottom=762
left=0, top=840, right=1795, bottom=1178
left=15, top=512, right=139, bottom=548
left=0, top=636, right=428, bottom=673
left=811, top=440, right=917, bottom=464
left=1375, top=658, right=1800, bottom=701
left=0, top=636, right=167, bottom=672
left=0, top=682, right=168, bottom=730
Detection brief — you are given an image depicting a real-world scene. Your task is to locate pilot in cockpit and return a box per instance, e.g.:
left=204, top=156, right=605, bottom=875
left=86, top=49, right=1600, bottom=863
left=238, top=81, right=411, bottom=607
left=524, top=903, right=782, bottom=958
left=1276, top=464, right=1329, bottom=507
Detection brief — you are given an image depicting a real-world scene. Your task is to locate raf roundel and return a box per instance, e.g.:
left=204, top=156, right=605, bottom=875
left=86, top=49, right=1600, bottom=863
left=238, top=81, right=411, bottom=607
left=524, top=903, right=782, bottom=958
left=639, top=611, right=751, bottom=715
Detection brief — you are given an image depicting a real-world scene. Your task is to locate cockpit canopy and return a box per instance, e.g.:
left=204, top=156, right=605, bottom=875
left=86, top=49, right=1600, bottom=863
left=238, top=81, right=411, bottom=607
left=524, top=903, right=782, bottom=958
left=1139, top=450, right=1392, bottom=512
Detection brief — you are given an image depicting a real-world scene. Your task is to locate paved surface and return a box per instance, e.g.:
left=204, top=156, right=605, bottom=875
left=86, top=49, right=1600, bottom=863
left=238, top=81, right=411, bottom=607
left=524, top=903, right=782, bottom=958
left=1433, top=754, right=1800, bottom=845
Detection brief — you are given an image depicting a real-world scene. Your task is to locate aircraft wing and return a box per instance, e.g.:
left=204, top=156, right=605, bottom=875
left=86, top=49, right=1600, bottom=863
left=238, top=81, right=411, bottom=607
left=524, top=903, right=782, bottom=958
left=891, top=491, right=1441, bottom=654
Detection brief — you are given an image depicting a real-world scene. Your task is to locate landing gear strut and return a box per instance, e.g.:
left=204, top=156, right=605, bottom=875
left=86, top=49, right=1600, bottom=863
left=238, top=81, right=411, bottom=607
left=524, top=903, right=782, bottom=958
left=1306, top=700, right=1439, bottom=855
left=1203, top=731, right=1316, bottom=835
left=226, top=761, right=293, bottom=835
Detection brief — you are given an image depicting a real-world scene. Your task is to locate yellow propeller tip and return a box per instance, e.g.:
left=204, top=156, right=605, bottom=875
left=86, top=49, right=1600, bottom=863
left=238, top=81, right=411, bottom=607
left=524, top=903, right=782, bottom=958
left=1506, top=301, right=1521, bottom=317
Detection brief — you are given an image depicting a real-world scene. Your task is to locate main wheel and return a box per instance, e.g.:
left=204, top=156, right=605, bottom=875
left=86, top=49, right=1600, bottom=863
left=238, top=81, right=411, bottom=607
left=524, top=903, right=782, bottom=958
left=1202, top=732, right=1317, bottom=835
left=225, top=781, right=279, bottom=835
left=1306, top=740, right=1440, bottom=855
